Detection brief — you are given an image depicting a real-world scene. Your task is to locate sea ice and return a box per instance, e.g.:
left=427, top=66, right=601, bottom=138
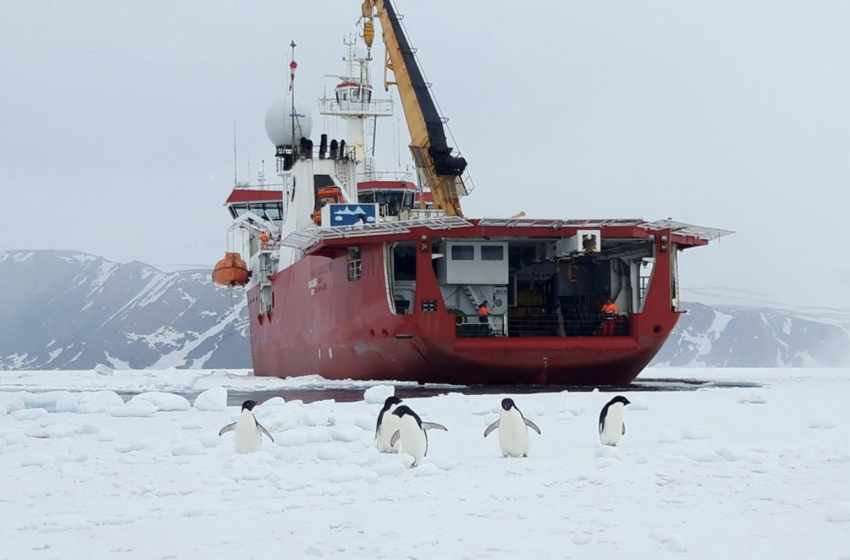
left=77, top=391, right=124, bottom=414
left=193, top=387, right=228, bottom=411
left=0, top=393, right=26, bottom=414
left=107, top=405, right=157, bottom=418
left=127, top=392, right=190, bottom=412
left=363, top=384, right=394, bottom=404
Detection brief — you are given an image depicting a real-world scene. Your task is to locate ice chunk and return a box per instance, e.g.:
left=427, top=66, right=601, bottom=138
left=19, top=391, right=67, bottom=411
left=681, top=428, right=714, bottom=440
left=55, top=393, right=79, bottom=413
left=364, top=384, right=394, bottom=404
left=193, top=387, right=228, bottom=412
left=77, top=391, right=124, bottom=414
left=329, top=427, right=361, bottom=443
left=261, top=396, right=286, bottom=407
left=826, top=504, right=850, bottom=523
left=199, top=433, right=221, bottom=448
left=413, top=463, right=441, bottom=477
left=108, top=405, right=157, bottom=418
left=114, top=440, right=152, bottom=453
left=594, top=446, right=623, bottom=460
left=343, top=447, right=381, bottom=466
left=684, top=444, right=722, bottom=463
left=27, top=424, right=80, bottom=439
left=181, top=417, right=205, bottom=430
left=277, top=430, right=308, bottom=447
left=0, top=393, right=25, bottom=414
left=97, top=429, right=118, bottom=442
left=658, top=429, right=678, bottom=444
left=127, top=392, right=190, bottom=412
left=373, top=462, right=406, bottom=477
left=94, top=364, right=113, bottom=376
left=433, top=456, right=459, bottom=471
left=170, top=441, right=203, bottom=456
left=155, top=367, right=200, bottom=389
left=12, top=408, right=49, bottom=421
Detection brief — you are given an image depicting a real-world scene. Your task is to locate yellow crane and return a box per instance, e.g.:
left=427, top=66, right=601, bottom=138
left=361, top=0, right=469, bottom=217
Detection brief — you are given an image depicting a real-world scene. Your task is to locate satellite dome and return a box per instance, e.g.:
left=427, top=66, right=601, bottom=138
left=351, top=42, right=369, bottom=62
left=265, top=96, right=314, bottom=148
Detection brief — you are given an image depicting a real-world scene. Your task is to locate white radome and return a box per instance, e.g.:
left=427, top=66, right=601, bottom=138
left=351, top=42, right=369, bottom=62
left=265, top=96, right=314, bottom=147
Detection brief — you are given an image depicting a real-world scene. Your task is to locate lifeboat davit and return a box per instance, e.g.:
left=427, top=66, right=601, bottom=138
left=212, top=252, right=249, bottom=287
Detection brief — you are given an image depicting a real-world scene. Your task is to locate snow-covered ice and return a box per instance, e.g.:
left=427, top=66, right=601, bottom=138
left=0, top=367, right=848, bottom=559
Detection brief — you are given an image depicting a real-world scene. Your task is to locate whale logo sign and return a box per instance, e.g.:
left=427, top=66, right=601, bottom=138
left=328, top=204, right=378, bottom=226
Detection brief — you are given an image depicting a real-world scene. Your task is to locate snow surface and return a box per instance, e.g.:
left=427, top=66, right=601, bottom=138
left=0, top=368, right=848, bottom=559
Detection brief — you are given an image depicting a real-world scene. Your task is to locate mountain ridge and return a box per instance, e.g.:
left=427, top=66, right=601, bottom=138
left=1, top=250, right=847, bottom=370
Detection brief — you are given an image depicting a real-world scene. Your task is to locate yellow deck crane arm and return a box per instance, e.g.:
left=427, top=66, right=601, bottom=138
left=361, top=0, right=468, bottom=217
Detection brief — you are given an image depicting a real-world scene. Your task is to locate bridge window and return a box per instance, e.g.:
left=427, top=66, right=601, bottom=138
left=451, top=245, right=474, bottom=261
left=481, top=246, right=504, bottom=261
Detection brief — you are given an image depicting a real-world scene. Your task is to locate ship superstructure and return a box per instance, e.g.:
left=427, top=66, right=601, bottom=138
left=213, top=0, right=731, bottom=385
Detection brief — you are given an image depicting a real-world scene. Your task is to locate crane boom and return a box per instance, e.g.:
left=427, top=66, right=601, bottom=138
left=361, top=0, right=468, bottom=217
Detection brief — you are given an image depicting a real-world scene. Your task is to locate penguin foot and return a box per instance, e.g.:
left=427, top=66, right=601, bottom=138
left=522, top=454, right=528, bottom=458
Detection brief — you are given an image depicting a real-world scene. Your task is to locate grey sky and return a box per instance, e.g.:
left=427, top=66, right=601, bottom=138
left=2, top=1, right=848, bottom=306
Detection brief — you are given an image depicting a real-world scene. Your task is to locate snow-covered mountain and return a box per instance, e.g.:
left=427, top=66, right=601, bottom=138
left=0, top=250, right=248, bottom=370
left=1, top=250, right=848, bottom=369
left=653, top=302, right=850, bottom=367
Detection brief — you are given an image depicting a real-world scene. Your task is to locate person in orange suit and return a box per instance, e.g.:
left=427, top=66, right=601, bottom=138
left=601, top=298, right=618, bottom=336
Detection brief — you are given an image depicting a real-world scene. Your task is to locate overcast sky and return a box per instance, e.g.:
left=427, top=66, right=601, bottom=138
left=2, top=1, right=848, bottom=306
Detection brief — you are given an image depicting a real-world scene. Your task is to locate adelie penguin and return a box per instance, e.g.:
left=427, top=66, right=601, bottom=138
left=390, top=405, right=448, bottom=468
left=484, top=398, right=541, bottom=457
left=599, top=395, right=631, bottom=446
left=375, top=396, right=403, bottom=453
left=219, top=400, right=275, bottom=454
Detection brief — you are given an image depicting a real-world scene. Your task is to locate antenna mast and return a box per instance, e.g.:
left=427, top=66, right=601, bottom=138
left=289, top=40, right=297, bottom=153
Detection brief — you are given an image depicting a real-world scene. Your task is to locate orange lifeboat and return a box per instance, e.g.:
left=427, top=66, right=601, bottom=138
left=212, top=252, right=249, bottom=287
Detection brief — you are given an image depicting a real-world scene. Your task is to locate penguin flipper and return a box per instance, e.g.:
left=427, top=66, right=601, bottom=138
left=390, top=430, right=401, bottom=448
left=258, top=423, right=275, bottom=443
left=218, top=422, right=237, bottom=436
left=523, top=418, right=542, bottom=435
left=622, top=422, right=626, bottom=435
left=483, top=420, right=500, bottom=438
left=422, top=422, right=448, bottom=432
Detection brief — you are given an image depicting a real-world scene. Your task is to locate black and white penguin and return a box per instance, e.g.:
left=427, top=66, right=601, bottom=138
left=390, top=405, right=448, bottom=468
left=483, top=398, right=541, bottom=457
left=599, top=395, right=631, bottom=446
left=219, top=400, right=274, bottom=453
left=375, top=396, right=403, bottom=453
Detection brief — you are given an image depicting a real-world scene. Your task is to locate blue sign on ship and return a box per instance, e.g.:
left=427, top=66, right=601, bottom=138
left=329, top=204, right=378, bottom=226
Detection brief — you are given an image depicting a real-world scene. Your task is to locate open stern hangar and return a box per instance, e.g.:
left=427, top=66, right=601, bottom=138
left=249, top=218, right=727, bottom=384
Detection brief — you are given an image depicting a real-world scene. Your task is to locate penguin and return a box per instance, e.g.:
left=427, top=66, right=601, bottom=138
left=483, top=398, right=541, bottom=457
left=375, top=396, right=403, bottom=453
left=598, top=395, right=631, bottom=446
left=218, top=400, right=274, bottom=453
left=390, top=405, right=448, bottom=468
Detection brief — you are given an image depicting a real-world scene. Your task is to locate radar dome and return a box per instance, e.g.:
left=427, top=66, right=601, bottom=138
left=265, top=97, right=314, bottom=148
left=352, top=42, right=369, bottom=61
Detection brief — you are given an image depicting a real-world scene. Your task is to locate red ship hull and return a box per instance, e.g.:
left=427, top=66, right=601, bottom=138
left=247, top=221, right=702, bottom=385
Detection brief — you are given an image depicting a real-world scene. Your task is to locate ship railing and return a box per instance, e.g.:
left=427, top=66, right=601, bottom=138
left=454, top=314, right=508, bottom=338
left=455, top=312, right=630, bottom=338
left=402, top=208, right=448, bottom=221
left=506, top=313, right=629, bottom=338
left=318, top=98, right=394, bottom=117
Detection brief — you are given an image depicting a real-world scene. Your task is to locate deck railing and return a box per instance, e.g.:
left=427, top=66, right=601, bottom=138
left=455, top=312, right=629, bottom=338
